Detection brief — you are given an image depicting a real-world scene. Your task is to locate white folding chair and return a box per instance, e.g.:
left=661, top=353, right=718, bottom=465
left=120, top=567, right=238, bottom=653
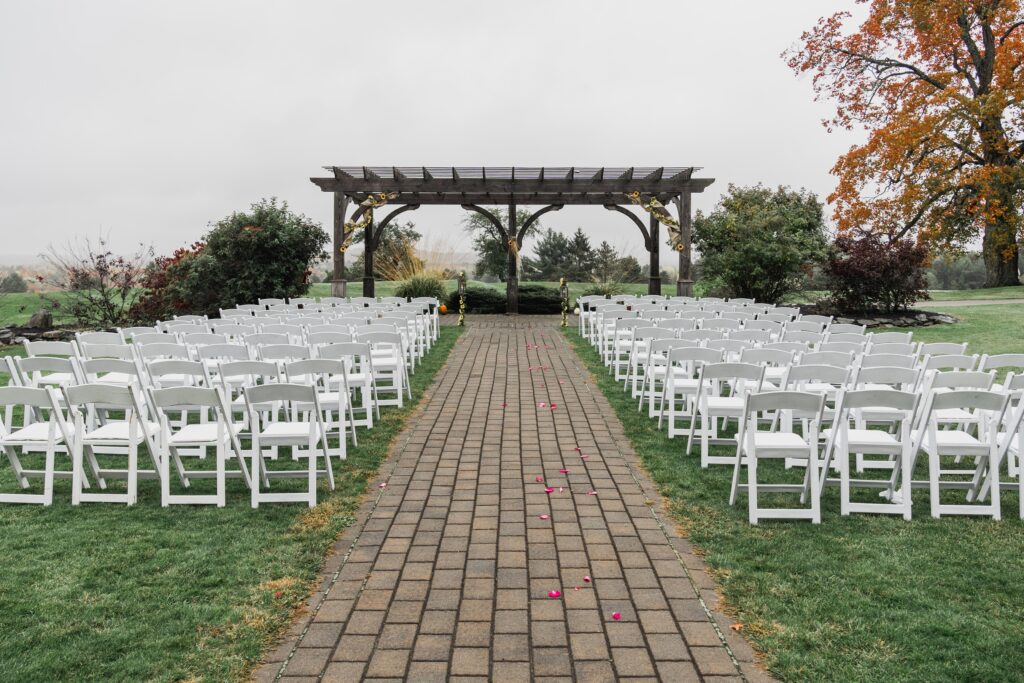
left=64, top=383, right=162, bottom=506
left=729, top=390, right=825, bottom=524
left=687, top=362, right=765, bottom=467
left=284, top=359, right=357, bottom=450
left=149, top=386, right=250, bottom=507
left=0, top=386, right=75, bottom=504
left=318, top=342, right=379, bottom=430
left=244, top=383, right=334, bottom=508
left=658, top=347, right=723, bottom=437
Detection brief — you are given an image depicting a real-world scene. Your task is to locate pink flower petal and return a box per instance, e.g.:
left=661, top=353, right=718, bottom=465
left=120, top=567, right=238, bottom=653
left=559, top=469, right=569, bottom=473
left=544, top=487, right=555, bottom=493
left=548, top=590, right=561, bottom=599
left=587, top=490, right=597, bottom=496
left=538, top=402, right=547, bottom=408
left=574, top=447, right=581, bottom=452
left=580, top=454, right=590, bottom=459
left=583, top=576, right=591, bottom=583
left=558, top=487, right=565, bottom=493
left=574, top=586, right=581, bottom=591
left=536, top=476, right=544, bottom=482
left=550, top=403, right=558, bottom=409
left=378, top=482, right=387, bottom=489
left=538, top=514, right=550, bottom=520
left=612, top=612, right=622, bottom=620
left=501, top=403, right=508, bottom=408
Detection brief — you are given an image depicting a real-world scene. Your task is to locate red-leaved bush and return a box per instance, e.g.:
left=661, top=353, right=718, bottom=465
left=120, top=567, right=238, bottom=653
left=824, top=233, right=930, bottom=313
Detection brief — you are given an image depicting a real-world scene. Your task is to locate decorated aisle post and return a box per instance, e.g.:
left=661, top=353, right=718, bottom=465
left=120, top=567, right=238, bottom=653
left=457, top=271, right=466, bottom=327
left=559, top=277, right=569, bottom=328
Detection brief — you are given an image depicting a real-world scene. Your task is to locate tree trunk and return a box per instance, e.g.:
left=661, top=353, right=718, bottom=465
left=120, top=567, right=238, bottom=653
left=982, top=218, right=1020, bottom=287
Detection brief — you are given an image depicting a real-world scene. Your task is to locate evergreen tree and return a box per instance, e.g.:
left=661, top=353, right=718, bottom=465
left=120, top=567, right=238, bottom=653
left=530, top=229, right=572, bottom=280
left=593, top=241, right=620, bottom=283
left=565, top=228, right=595, bottom=281
left=0, top=271, right=28, bottom=293
left=463, top=208, right=542, bottom=281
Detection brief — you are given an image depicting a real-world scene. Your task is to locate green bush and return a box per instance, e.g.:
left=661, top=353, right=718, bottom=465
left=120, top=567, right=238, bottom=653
left=518, top=284, right=561, bottom=314
left=446, top=285, right=506, bottom=314
left=580, top=282, right=626, bottom=297
left=394, top=275, right=447, bottom=300
left=0, top=271, right=28, bottom=293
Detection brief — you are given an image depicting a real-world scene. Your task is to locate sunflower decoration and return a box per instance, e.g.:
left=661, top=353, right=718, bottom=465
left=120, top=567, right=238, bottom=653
left=627, top=191, right=686, bottom=253
left=340, top=192, right=400, bottom=252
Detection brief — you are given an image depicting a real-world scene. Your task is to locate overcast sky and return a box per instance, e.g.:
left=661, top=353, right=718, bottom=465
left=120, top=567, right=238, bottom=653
left=0, top=0, right=864, bottom=266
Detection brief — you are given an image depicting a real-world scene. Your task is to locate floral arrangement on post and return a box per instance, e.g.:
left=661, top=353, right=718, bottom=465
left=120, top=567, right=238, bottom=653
left=559, top=277, right=569, bottom=327
left=457, top=271, right=466, bottom=326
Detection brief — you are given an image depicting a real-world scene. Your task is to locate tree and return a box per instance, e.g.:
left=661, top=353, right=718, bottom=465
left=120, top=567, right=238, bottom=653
left=788, top=1, right=1024, bottom=287
left=530, top=229, right=572, bottom=280
left=202, top=198, right=328, bottom=305
left=824, top=232, right=930, bottom=312
left=565, top=228, right=596, bottom=281
left=463, top=208, right=543, bottom=281
left=42, top=237, right=153, bottom=328
left=614, top=255, right=644, bottom=283
left=593, top=241, right=620, bottom=282
left=693, top=185, right=828, bottom=303
left=0, top=271, right=28, bottom=293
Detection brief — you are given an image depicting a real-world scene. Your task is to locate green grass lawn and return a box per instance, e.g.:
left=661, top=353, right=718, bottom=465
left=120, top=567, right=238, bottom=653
left=566, top=306, right=1024, bottom=683
left=929, top=285, right=1024, bottom=301
left=0, top=327, right=462, bottom=682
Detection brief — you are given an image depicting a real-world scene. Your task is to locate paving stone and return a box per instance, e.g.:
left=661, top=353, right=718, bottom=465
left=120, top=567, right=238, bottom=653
left=267, top=318, right=769, bottom=682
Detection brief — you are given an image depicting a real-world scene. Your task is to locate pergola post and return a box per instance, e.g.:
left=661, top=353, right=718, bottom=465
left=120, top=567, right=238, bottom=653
left=363, top=219, right=375, bottom=298
left=331, top=192, right=349, bottom=297
left=647, top=213, right=661, bottom=296
left=507, top=198, right=518, bottom=314
left=675, top=192, right=693, bottom=297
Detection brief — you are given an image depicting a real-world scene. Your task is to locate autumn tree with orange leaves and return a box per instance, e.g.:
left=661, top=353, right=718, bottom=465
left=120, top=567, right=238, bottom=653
left=788, top=0, right=1024, bottom=287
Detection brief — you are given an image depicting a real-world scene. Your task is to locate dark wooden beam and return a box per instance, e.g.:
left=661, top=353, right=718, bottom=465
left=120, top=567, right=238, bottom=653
left=332, top=192, right=350, bottom=297
left=310, top=176, right=715, bottom=195
left=604, top=204, right=650, bottom=249
left=372, top=204, right=421, bottom=248
left=461, top=204, right=508, bottom=240
left=518, top=204, right=563, bottom=243
left=674, top=193, right=693, bottom=296
left=648, top=213, right=661, bottom=296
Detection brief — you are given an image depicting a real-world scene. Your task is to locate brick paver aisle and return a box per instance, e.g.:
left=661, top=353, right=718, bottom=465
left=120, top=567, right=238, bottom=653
left=256, top=316, right=773, bottom=683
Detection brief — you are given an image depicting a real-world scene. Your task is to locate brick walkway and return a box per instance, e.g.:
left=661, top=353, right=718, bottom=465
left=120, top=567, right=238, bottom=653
left=255, top=316, right=773, bottom=683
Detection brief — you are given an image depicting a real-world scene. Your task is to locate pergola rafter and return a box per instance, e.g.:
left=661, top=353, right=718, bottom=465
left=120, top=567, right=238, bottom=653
left=313, top=166, right=714, bottom=312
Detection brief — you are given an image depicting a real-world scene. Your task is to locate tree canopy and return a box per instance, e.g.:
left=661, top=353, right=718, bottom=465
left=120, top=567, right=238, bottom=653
left=788, top=0, right=1024, bottom=286
left=693, top=185, right=828, bottom=303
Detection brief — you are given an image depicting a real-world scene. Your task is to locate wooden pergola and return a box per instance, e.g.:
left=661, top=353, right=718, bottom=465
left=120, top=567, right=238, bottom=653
left=310, top=166, right=715, bottom=313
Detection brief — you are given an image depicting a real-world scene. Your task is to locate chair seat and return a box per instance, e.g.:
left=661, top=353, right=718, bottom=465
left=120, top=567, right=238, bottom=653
left=704, top=396, right=744, bottom=413
left=912, top=428, right=987, bottom=450
left=260, top=422, right=317, bottom=439
left=92, top=372, right=135, bottom=385
left=764, top=367, right=787, bottom=381
left=752, top=432, right=809, bottom=450
left=1, top=422, right=72, bottom=444
left=826, top=428, right=901, bottom=448
left=934, top=408, right=977, bottom=422
left=84, top=421, right=160, bottom=443
left=32, top=372, right=76, bottom=386
left=169, top=422, right=242, bottom=444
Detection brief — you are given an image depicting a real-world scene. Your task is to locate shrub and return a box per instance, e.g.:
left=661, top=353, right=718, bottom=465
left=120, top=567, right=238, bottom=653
left=824, top=233, right=930, bottom=313
left=693, top=184, right=828, bottom=303
left=517, top=284, right=561, bottom=314
left=134, top=198, right=329, bottom=318
left=393, top=275, right=447, bottom=301
left=42, top=237, right=152, bottom=328
left=446, top=285, right=506, bottom=314
left=0, top=271, right=28, bottom=293
left=581, top=282, right=627, bottom=297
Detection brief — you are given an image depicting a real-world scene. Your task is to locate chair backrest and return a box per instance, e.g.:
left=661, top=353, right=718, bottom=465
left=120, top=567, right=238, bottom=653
left=979, top=353, right=1024, bottom=372
left=926, top=369, right=994, bottom=391
left=633, top=327, right=673, bottom=343
left=283, top=359, right=346, bottom=386
left=149, top=385, right=224, bottom=411
left=180, top=332, right=227, bottom=346
left=258, top=298, right=286, bottom=307
left=930, top=389, right=1008, bottom=416
left=77, top=331, right=124, bottom=345
left=136, top=342, right=191, bottom=361
left=307, top=331, right=353, bottom=347
left=319, top=297, right=347, bottom=307
left=720, top=311, right=756, bottom=322
left=859, top=353, right=916, bottom=369
left=132, top=333, right=175, bottom=346
left=740, top=347, right=793, bottom=367
left=657, top=318, right=696, bottom=332
left=78, top=342, right=134, bottom=360
left=921, top=342, right=968, bottom=356
left=64, top=382, right=138, bottom=410
left=147, top=359, right=210, bottom=386
left=764, top=341, right=806, bottom=356
left=699, top=361, right=765, bottom=383
left=839, top=388, right=917, bottom=412
left=799, top=314, right=833, bottom=326
left=829, top=323, right=866, bottom=335
left=786, top=320, right=824, bottom=333
left=244, top=382, right=317, bottom=407
left=746, top=390, right=825, bottom=419
left=23, top=340, right=76, bottom=358
left=782, top=330, right=824, bottom=345
left=218, top=360, right=280, bottom=383
left=242, top=333, right=290, bottom=347
left=784, top=364, right=851, bottom=387
left=0, top=385, right=58, bottom=410
left=870, top=331, right=913, bottom=345
left=78, top=358, right=141, bottom=380
left=854, top=365, right=920, bottom=390
left=758, top=313, right=793, bottom=324
left=729, top=329, right=771, bottom=344
left=258, top=344, right=311, bottom=362
left=706, top=339, right=753, bottom=357
left=702, top=319, right=741, bottom=332
left=826, top=333, right=869, bottom=345
left=120, top=326, right=161, bottom=339
left=799, top=351, right=853, bottom=368
left=14, top=356, right=77, bottom=382
left=679, top=330, right=725, bottom=344
left=818, top=341, right=866, bottom=355
left=922, top=353, right=978, bottom=372
left=870, top=342, right=918, bottom=356
left=195, top=343, right=250, bottom=362
left=358, top=331, right=403, bottom=347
